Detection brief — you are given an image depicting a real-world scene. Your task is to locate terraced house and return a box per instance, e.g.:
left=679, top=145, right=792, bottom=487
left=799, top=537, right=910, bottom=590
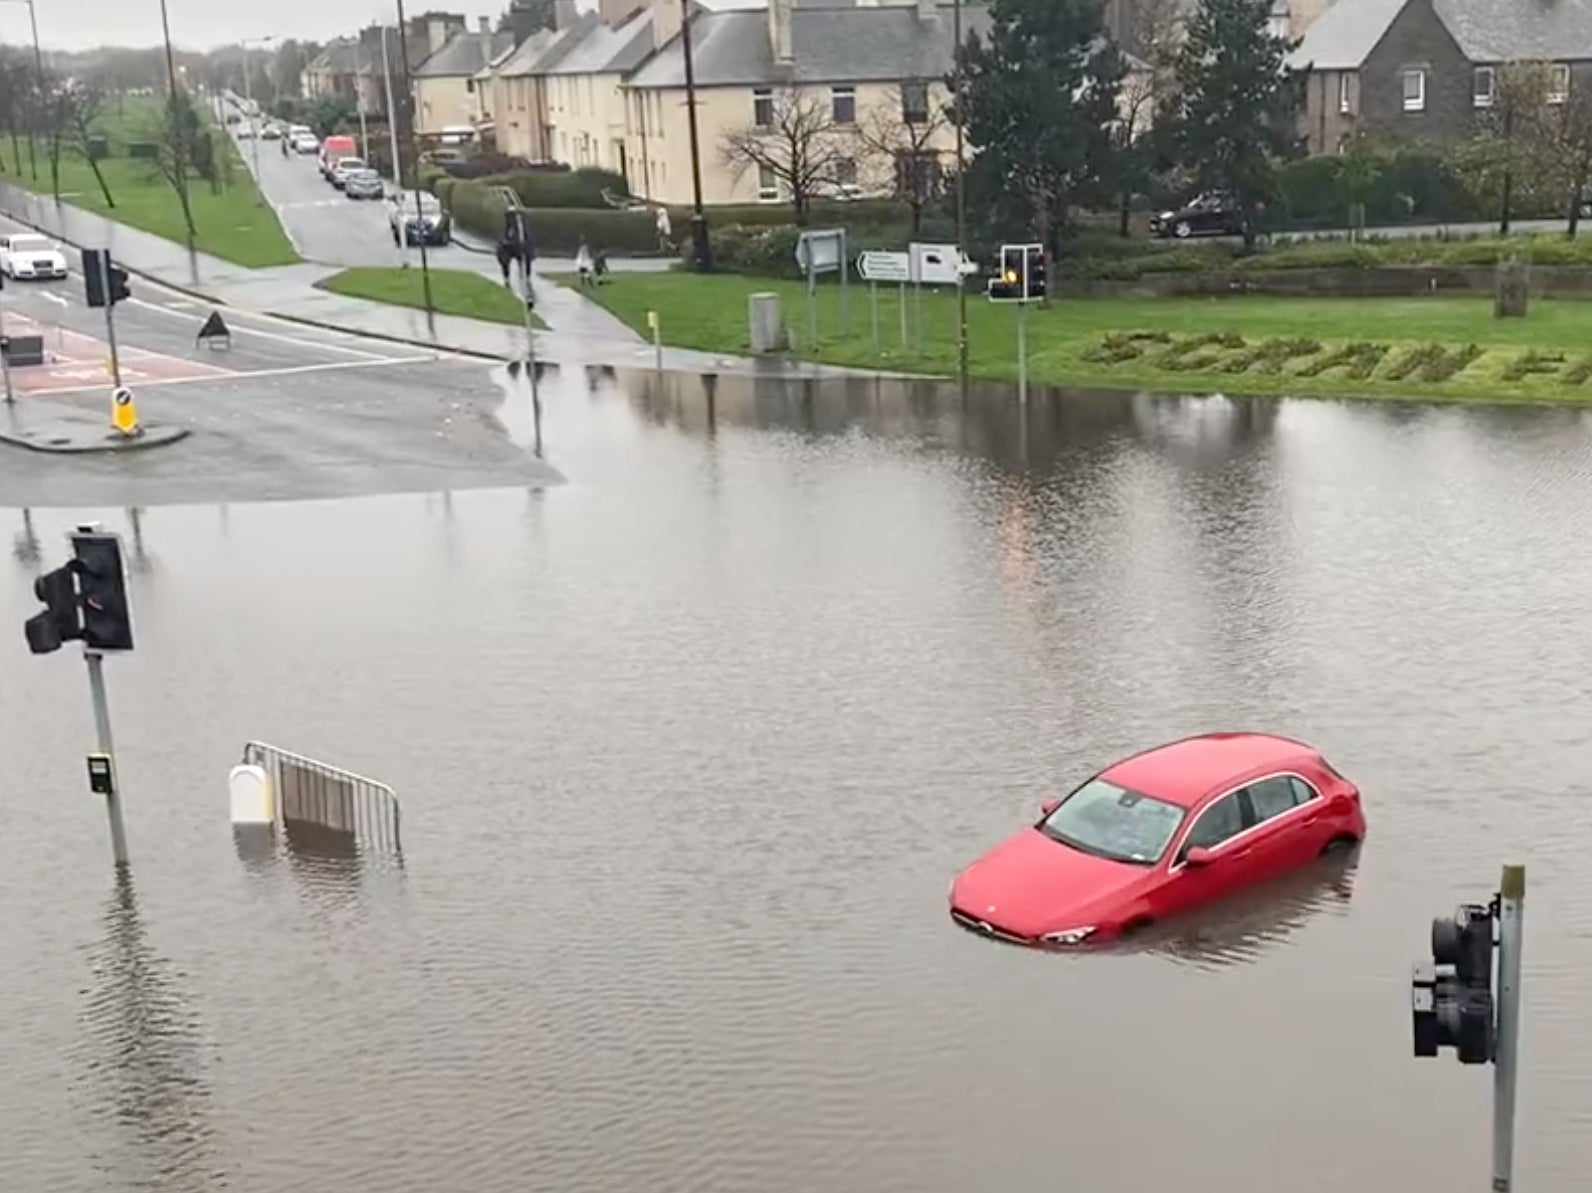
left=1290, top=0, right=1592, bottom=153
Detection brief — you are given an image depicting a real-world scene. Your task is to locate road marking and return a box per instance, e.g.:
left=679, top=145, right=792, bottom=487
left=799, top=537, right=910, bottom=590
left=38, top=291, right=68, bottom=307
left=127, top=297, right=425, bottom=361
left=23, top=354, right=432, bottom=396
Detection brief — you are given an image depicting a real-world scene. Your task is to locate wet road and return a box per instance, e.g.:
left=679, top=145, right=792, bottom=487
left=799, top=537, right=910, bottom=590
left=5, top=372, right=1592, bottom=1193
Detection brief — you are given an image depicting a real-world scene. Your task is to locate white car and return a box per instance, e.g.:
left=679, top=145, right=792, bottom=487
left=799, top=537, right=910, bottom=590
left=0, top=233, right=67, bottom=279
left=293, top=133, right=319, bottom=154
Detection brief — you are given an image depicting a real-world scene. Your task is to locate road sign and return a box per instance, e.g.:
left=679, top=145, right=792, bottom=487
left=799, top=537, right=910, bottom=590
left=110, top=386, right=139, bottom=436
left=857, top=251, right=911, bottom=283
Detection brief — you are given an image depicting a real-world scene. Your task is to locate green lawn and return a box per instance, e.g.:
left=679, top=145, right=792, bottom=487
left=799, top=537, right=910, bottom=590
left=567, top=271, right=1592, bottom=404
left=317, top=267, right=547, bottom=329
left=0, top=101, right=297, bottom=268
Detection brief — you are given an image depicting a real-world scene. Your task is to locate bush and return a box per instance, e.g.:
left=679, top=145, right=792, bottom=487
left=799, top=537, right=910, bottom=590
left=126, top=141, right=158, bottom=160
left=439, top=153, right=537, bottom=179
left=86, top=135, right=108, bottom=160
left=1272, top=146, right=1488, bottom=231
left=444, top=179, right=655, bottom=251
left=449, top=166, right=630, bottom=209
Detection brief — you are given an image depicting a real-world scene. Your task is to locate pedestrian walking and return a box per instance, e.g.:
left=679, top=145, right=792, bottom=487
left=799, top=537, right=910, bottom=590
left=575, top=239, right=595, bottom=290
left=655, top=205, right=673, bottom=253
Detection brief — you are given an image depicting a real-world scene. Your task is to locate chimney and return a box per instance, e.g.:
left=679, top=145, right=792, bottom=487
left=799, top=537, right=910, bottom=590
left=554, top=0, right=579, bottom=28
left=651, top=0, right=683, bottom=49
left=478, top=14, right=492, bottom=32
left=768, top=0, right=793, bottom=64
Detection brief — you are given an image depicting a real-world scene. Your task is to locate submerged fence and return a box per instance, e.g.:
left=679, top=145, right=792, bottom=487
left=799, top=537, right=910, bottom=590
left=239, top=741, right=402, bottom=856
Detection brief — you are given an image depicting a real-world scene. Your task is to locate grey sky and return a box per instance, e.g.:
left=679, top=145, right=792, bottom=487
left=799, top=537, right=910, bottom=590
left=14, top=0, right=744, bottom=53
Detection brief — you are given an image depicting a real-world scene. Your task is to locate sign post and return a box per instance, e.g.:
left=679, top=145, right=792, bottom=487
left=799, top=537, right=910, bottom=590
left=97, top=251, right=122, bottom=387
left=986, top=241, right=1045, bottom=405
left=1494, top=864, right=1525, bottom=1193
left=796, top=229, right=847, bottom=351
left=858, top=251, right=912, bottom=353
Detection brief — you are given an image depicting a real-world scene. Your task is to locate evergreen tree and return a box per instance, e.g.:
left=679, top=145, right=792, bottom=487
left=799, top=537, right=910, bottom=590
left=958, top=0, right=1123, bottom=271
left=1161, top=0, right=1302, bottom=247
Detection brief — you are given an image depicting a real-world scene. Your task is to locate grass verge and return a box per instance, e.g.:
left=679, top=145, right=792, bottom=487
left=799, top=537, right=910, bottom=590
left=317, top=267, right=547, bottom=329
left=565, top=271, right=1592, bottom=404
left=0, top=102, right=297, bottom=268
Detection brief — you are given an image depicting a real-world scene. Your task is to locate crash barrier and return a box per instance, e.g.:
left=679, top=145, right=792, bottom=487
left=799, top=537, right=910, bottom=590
left=2, top=334, right=45, bottom=366
left=236, top=740, right=402, bottom=855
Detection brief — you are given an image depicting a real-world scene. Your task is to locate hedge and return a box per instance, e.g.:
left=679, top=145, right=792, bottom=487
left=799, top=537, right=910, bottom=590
left=430, top=166, right=630, bottom=209
left=444, top=178, right=657, bottom=251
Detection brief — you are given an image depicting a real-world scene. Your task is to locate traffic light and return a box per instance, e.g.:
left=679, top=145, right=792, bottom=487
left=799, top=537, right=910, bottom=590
left=985, top=243, right=1044, bottom=303
left=81, top=248, right=130, bottom=309
left=23, top=564, right=82, bottom=655
left=1412, top=902, right=1495, bottom=1064
left=72, top=530, right=134, bottom=652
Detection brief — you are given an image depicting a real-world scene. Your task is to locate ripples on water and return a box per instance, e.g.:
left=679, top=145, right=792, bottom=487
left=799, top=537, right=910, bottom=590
left=4, top=372, right=1592, bottom=1192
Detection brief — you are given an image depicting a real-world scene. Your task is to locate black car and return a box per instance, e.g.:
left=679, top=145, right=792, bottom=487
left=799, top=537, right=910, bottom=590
left=1150, top=192, right=1244, bottom=239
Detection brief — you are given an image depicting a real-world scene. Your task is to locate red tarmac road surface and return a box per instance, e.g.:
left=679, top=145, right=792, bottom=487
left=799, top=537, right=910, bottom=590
left=3, top=313, right=231, bottom=394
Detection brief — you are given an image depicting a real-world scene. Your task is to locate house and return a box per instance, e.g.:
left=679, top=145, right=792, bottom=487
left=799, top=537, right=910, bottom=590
left=303, top=38, right=363, bottom=101
left=624, top=0, right=983, bottom=207
left=488, top=22, right=583, bottom=160
left=541, top=1, right=682, bottom=180
left=1290, top=0, right=1591, bottom=153
left=412, top=19, right=517, bottom=136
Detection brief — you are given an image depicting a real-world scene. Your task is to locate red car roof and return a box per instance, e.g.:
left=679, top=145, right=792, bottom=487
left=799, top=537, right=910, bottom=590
left=1100, top=732, right=1319, bottom=808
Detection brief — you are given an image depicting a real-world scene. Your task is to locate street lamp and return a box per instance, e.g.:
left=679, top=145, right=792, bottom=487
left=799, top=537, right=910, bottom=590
left=0, top=0, right=46, bottom=187
left=155, top=0, right=196, bottom=253
left=240, top=34, right=274, bottom=179
left=391, top=0, right=436, bottom=331
left=680, top=0, right=711, bottom=272
left=951, top=0, right=968, bottom=391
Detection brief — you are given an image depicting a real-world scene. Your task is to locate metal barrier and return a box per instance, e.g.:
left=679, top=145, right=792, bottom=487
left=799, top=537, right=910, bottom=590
left=240, top=741, right=402, bottom=855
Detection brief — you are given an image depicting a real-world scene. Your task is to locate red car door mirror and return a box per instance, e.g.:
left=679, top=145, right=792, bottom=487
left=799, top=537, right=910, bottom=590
left=1183, top=846, right=1215, bottom=868
left=1039, top=798, right=1061, bottom=818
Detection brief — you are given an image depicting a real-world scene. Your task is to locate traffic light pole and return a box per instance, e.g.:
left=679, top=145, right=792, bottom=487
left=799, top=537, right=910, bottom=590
left=1017, top=301, right=1029, bottom=406
left=98, top=252, right=122, bottom=387
left=1493, top=864, right=1525, bottom=1193
left=84, top=650, right=129, bottom=867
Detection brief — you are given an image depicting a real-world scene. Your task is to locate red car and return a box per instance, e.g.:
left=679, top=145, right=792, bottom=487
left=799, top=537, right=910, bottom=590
left=950, top=733, right=1365, bottom=947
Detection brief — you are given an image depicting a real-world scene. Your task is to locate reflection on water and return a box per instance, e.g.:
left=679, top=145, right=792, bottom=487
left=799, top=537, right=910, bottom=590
left=9, top=367, right=1592, bottom=1193
left=72, top=875, right=226, bottom=1193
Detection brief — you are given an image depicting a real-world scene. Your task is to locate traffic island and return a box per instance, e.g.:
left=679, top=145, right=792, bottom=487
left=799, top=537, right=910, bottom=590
left=0, top=401, right=189, bottom=454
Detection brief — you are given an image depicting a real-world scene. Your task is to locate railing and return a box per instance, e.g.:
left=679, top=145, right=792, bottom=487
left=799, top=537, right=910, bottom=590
left=240, top=741, right=402, bottom=856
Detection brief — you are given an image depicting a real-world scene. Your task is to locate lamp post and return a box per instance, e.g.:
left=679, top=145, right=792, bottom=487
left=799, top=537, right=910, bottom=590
left=392, top=0, right=436, bottom=331
left=155, top=0, right=195, bottom=253
left=680, top=0, right=711, bottom=272
left=0, top=0, right=45, bottom=185
left=240, top=35, right=274, bottom=180
left=379, top=27, right=409, bottom=270
left=951, top=0, right=968, bottom=391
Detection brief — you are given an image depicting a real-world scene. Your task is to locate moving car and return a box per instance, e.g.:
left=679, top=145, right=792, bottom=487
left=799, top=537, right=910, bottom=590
left=0, top=233, right=68, bottom=279
left=261, top=123, right=282, bottom=141
left=343, top=168, right=384, bottom=199
left=949, top=733, right=1365, bottom=947
left=328, top=156, right=367, bottom=190
left=1150, top=192, right=1245, bottom=239
left=293, top=133, right=319, bottom=155
left=388, top=190, right=450, bottom=246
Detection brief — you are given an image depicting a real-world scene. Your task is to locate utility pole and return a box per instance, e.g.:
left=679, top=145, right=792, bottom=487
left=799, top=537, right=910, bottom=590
left=0, top=273, right=14, bottom=405
left=951, top=0, right=968, bottom=391
left=380, top=28, right=409, bottom=269
left=155, top=0, right=195, bottom=253
left=392, top=0, right=436, bottom=330
left=680, top=0, right=711, bottom=272
left=1410, top=865, right=1526, bottom=1193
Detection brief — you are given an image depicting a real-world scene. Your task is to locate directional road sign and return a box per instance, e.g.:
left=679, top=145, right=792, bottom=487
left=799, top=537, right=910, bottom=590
left=857, top=250, right=911, bottom=283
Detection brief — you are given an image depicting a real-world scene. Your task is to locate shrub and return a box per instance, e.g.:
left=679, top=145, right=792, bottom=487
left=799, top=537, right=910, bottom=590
left=444, top=180, right=657, bottom=251
left=1418, top=344, right=1482, bottom=383
left=127, top=141, right=158, bottom=160
left=439, top=153, right=537, bottom=179
left=1566, top=355, right=1592, bottom=385
left=1272, top=146, right=1487, bottom=231
left=1500, top=350, right=1565, bottom=381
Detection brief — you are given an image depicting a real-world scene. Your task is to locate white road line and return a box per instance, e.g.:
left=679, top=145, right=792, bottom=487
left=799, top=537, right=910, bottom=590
left=126, top=297, right=413, bottom=361
left=38, top=291, right=68, bottom=307
left=19, top=355, right=424, bottom=397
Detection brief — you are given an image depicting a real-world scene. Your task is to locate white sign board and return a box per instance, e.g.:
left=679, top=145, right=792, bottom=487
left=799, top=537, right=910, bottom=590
left=795, top=229, right=846, bottom=275
left=908, top=243, right=978, bottom=286
left=857, top=250, right=910, bottom=283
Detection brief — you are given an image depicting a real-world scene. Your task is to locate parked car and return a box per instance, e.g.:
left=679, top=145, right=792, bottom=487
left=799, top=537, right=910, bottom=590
left=0, top=232, right=68, bottom=279
left=1150, top=192, right=1245, bottom=239
left=292, top=133, right=319, bottom=155
left=344, top=168, right=385, bottom=199
left=319, top=134, right=358, bottom=177
left=388, top=190, right=450, bottom=246
left=328, top=156, right=367, bottom=189
left=261, top=124, right=282, bottom=141
left=948, top=732, right=1365, bottom=947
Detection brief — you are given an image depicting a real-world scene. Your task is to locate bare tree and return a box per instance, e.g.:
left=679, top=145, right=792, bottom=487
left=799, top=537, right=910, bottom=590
left=1537, top=87, right=1592, bottom=238
left=1111, top=0, right=1183, bottom=235
left=141, top=93, right=198, bottom=240
left=1475, top=61, right=1555, bottom=235
left=50, top=80, right=116, bottom=208
left=719, top=86, right=858, bottom=223
left=853, top=82, right=948, bottom=237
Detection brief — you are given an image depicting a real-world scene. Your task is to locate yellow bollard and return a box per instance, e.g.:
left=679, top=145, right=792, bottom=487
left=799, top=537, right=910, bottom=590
left=647, top=310, right=662, bottom=371
left=110, top=386, right=140, bottom=437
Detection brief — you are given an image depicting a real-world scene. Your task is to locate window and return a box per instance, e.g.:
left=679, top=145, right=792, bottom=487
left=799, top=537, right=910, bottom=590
left=833, top=157, right=858, bottom=187
left=1473, top=66, right=1495, bottom=108
left=1402, top=68, right=1426, bottom=112
left=1288, top=776, right=1319, bottom=805
left=1037, top=778, right=1187, bottom=866
left=1246, top=776, right=1301, bottom=822
left=758, top=164, right=779, bottom=201
left=1338, top=71, right=1355, bottom=114
left=1549, top=63, right=1570, bottom=104
left=1182, top=792, right=1249, bottom=855
left=753, top=87, right=773, bottom=127
left=1267, top=13, right=1289, bottom=37
left=895, top=151, right=943, bottom=198
left=901, top=81, right=930, bottom=124
left=831, top=86, right=856, bottom=124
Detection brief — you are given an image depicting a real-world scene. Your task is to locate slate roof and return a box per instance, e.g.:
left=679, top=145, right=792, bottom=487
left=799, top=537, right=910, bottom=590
left=627, top=2, right=990, bottom=89
left=1291, top=0, right=1592, bottom=70
left=543, top=7, right=659, bottom=76
left=414, top=29, right=516, bottom=78
left=497, top=24, right=570, bottom=77
left=309, top=38, right=364, bottom=75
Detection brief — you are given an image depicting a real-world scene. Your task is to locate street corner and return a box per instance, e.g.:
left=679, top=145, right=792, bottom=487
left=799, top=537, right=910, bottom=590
left=0, top=401, right=189, bottom=454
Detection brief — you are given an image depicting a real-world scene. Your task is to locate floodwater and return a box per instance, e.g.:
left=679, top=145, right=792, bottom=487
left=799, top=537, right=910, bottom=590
left=4, top=367, right=1592, bottom=1193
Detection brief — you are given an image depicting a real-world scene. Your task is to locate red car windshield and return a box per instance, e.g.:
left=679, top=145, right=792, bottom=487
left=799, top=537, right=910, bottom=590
left=1038, top=779, right=1186, bottom=866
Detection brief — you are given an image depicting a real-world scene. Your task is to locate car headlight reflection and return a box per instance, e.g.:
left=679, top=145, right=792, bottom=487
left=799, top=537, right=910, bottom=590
left=1040, top=927, right=1096, bottom=946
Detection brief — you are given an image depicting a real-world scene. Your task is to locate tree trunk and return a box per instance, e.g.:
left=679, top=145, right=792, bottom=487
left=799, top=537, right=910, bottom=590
left=909, top=197, right=923, bottom=239
left=1567, top=160, right=1588, bottom=239
left=48, top=131, right=60, bottom=198
left=1118, top=186, right=1131, bottom=238
left=84, top=138, right=116, bottom=208
left=1499, top=167, right=1513, bottom=237
left=25, top=129, right=36, bottom=180
left=8, top=129, right=20, bottom=176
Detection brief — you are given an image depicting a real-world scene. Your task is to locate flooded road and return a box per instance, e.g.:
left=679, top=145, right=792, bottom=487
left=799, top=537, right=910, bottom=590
left=5, top=368, right=1592, bottom=1193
